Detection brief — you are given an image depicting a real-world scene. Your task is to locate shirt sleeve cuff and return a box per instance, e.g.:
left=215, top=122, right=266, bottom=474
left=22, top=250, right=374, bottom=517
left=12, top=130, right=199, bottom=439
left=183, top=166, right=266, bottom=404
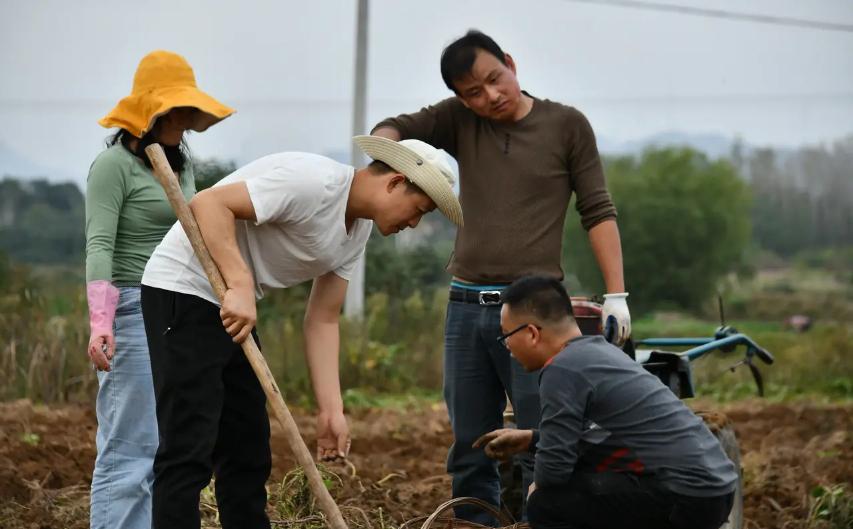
left=244, top=178, right=270, bottom=225
left=528, top=429, right=540, bottom=455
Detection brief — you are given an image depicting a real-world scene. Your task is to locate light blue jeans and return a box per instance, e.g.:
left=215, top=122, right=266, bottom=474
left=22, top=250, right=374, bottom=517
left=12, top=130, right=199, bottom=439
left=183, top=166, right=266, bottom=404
left=90, top=287, right=158, bottom=529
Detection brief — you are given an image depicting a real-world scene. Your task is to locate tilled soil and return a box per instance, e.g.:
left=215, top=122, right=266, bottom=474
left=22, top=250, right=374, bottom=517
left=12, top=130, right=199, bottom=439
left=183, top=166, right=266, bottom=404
left=0, top=399, right=850, bottom=528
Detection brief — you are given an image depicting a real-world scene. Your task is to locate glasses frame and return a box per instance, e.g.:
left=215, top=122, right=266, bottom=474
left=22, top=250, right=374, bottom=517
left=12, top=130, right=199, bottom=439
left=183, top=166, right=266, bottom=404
left=497, top=323, right=541, bottom=348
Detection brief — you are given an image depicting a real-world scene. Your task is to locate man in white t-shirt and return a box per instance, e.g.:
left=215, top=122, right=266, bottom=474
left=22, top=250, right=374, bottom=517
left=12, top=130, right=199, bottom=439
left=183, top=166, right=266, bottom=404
left=139, top=136, right=463, bottom=529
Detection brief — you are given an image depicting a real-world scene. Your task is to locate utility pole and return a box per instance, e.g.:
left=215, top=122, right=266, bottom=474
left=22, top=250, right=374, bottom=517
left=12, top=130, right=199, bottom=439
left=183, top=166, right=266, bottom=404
left=344, top=0, right=369, bottom=318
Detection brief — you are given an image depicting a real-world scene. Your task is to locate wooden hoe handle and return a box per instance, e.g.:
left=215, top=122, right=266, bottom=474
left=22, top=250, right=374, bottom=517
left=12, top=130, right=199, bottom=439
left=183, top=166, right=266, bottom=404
left=145, top=144, right=348, bottom=529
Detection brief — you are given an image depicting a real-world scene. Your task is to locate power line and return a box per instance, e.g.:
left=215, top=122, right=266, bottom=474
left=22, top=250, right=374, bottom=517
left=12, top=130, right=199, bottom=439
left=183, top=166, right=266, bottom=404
left=560, top=0, right=853, bottom=33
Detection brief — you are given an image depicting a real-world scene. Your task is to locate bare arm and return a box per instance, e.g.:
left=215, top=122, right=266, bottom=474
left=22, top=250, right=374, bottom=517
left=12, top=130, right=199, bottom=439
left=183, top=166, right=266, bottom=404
left=588, top=219, right=625, bottom=293
left=304, top=271, right=351, bottom=460
left=189, top=181, right=258, bottom=342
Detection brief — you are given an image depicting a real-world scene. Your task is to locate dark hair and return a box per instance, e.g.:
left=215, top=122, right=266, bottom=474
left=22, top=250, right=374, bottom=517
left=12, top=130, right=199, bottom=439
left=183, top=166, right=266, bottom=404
left=366, top=159, right=427, bottom=196
left=367, top=159, right=394, bottom=175
left=440, top=30, right=507, bottom=93
left=502, top=276, right=575, bottom=324
left=107, top=125, right=189, bottom=174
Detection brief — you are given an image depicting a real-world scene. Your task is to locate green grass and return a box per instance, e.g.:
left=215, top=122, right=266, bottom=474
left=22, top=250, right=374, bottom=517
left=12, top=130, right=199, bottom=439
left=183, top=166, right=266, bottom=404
left=1, top=257, right=851, bottom=406
left=808, top=484, right=853, bottom=529
left=342, top=388, right=442, bottom=410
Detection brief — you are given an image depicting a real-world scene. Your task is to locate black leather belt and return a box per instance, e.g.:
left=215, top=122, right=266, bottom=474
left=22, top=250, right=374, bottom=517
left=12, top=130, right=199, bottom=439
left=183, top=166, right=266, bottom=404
left=449, top=287, right=505, bottom=306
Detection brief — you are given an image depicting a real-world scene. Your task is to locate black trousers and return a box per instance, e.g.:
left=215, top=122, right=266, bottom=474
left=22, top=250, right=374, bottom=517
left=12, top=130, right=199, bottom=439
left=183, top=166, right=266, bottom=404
left=527, top=472, right=734, bottom=529
left=141, top=286, right=271, bottom=529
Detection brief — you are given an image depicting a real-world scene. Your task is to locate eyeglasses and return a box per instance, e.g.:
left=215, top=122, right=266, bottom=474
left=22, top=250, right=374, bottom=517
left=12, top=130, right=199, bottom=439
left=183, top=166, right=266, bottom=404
left=497, top=323, right=540, bottom=348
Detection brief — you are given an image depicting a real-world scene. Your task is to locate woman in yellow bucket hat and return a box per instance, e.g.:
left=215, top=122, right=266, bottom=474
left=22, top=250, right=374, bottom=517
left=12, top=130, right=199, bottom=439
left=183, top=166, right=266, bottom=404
left=85, top=49, right=233, bottom=529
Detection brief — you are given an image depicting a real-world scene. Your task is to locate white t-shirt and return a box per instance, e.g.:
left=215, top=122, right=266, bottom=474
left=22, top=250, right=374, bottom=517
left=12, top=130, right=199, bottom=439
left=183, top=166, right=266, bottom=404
left=142, top=152, right=373, bottom=306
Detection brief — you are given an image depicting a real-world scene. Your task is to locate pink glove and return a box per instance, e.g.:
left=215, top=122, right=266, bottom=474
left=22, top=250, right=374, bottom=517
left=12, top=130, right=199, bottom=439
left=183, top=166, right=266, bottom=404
left=87, top=280, right=119, bottom=371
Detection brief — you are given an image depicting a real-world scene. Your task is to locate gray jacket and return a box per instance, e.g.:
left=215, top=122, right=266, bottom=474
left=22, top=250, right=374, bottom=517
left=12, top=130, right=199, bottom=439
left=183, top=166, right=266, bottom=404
left=534, top=335, right=738, bottom=498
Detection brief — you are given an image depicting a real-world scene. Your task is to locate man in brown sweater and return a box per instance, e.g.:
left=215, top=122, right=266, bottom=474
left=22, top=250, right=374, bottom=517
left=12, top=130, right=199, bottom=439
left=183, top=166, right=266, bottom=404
left=372, top=30, right=630, bottom=525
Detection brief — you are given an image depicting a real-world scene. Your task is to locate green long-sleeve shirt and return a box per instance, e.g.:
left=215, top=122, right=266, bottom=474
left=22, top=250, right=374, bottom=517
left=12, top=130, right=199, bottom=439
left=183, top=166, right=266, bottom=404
left=85, top=144, right=195, bottom=284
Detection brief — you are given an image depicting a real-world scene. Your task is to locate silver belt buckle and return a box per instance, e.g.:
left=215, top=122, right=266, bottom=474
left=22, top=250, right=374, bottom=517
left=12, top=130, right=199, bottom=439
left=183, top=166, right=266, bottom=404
left=478, top=290, right=503, bottom=306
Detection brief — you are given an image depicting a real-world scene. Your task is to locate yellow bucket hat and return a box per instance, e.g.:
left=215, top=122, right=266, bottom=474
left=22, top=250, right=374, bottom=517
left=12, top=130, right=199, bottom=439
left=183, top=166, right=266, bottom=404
left=99, top=50, right=234, bottom=138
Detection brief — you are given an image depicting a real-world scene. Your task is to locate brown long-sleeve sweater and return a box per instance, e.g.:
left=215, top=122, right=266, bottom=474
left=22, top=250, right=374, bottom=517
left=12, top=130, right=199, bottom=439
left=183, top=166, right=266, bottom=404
left=374, top=94, right=616, bottom=283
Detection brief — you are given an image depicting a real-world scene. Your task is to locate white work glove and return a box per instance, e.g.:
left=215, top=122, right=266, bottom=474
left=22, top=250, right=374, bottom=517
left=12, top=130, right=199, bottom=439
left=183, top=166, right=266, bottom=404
left=602, top=292, right=631, bottom=346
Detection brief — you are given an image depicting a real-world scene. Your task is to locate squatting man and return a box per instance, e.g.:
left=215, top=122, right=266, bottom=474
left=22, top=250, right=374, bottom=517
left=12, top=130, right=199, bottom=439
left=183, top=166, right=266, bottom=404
left=474, top=276, right=738, bottom=529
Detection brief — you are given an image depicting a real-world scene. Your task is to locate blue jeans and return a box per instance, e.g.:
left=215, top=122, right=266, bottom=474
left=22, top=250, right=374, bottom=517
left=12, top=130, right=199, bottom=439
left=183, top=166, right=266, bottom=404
left=444, top=298, right=541, bottom=526
left=90, top=287, right=158, bottom=529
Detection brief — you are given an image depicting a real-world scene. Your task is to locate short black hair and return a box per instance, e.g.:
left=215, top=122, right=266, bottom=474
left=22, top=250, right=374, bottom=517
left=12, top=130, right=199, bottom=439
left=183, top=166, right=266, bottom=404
left=367, top=159, right=427, bottom=196
left=440, top=29, right=506, bottom=93
left=502, top=276, right=575, bottom=325
left=367, top=159, right=394, bottom=175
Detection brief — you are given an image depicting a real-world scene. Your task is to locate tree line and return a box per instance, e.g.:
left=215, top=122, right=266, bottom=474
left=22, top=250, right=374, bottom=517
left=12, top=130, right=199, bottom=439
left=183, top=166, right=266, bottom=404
left=1, top=140, right=850, bottom=314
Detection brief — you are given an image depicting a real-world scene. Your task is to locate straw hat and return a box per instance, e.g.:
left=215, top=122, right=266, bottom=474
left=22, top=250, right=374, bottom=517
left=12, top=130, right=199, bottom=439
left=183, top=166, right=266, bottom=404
left=99, top=50, right=234, bottom=138
left=353, top=135, right=464, bottom=226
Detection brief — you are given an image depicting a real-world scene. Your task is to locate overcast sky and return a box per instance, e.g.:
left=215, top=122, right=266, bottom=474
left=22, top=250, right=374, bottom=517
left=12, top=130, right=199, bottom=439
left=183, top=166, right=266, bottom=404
left=2, top=0, right=852, bottom=186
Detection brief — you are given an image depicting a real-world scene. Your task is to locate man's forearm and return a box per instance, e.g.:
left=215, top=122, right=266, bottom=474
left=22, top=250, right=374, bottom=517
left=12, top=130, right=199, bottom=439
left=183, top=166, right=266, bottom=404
left=189, top=194, right=254, bottom=289
left=588, top=219, right=625, bottom=293
left=303, top=318, right=344, bottom=414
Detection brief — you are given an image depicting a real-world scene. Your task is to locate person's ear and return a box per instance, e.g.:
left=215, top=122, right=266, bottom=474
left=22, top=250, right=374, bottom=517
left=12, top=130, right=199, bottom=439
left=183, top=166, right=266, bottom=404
left=529, top=324, right=541, bottom=344
left=504, top=53, right=517, bottom=75
left=386, top=173, right=406, bottom=194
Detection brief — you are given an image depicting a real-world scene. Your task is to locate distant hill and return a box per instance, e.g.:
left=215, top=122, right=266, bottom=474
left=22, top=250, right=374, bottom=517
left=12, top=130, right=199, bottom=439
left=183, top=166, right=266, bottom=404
left=599, top=131, right=740, bottom=159
left=1, top=134, right=847, bottom=266
left=0, top=131, right=800, bottom=187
